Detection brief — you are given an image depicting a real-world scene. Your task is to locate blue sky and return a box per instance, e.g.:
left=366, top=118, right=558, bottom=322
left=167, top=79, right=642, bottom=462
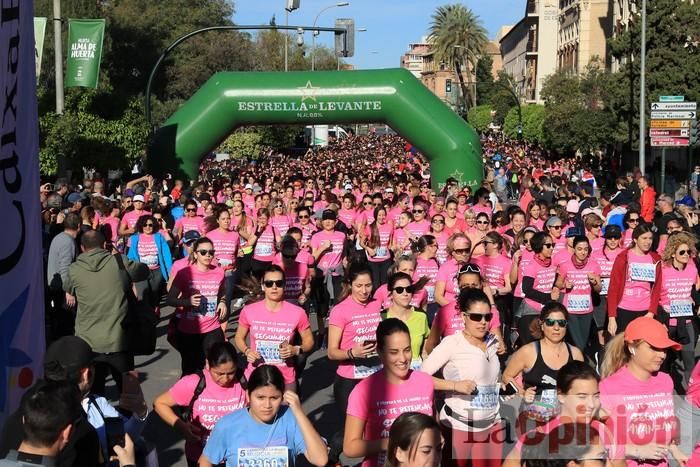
left=233, top=0, right=526, bottom=69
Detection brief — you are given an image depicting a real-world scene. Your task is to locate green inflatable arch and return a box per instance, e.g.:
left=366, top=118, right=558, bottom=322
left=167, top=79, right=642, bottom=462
left=149, top=68, right=482, bottom=189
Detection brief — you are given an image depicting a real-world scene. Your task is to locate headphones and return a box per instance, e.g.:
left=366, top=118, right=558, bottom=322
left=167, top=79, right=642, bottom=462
left=629, top=347, right=636, bottom=356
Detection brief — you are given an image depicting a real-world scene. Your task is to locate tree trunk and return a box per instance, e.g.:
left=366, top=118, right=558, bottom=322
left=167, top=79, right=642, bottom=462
left=454, top=60, right=470, bottom=116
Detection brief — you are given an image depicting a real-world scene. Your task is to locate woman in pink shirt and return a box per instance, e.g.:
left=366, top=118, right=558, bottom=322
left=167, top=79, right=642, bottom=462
left=250, top=208, right=279, bottom=279
left=468, top=212, right=491, bottom=258
left=153, top=342, right=248, bottom=467
left=510, top=227, right=537, bottom=322
left=413, top=236, right=440, bottom=319
left=234, top=265, right=314, bottom=391
left=344, top=319, right=434, bottom=467
left=174, top=200, right=204, bottom=241
left=428, top=214, right=450, bottom=265
left=362, top=206, right=394, bottom=290
left=326, top=263, right=382, bottom=464
left=100, top=202, right=121, bottom=248
left=373, top=254, right=428, bottom=310
left=391, top=211, right=413, bottom=257
left=607, top=224, right=662, bottom=336
left=421, top=288, right=502, bottom=467
left=444, top=198, right=466, bottom=235
left=584, top=213, right=605, bottom=253
left=503, top=208, right=526, bottom=244
left=622, top=210, right=641, bottom=248
left=433, top=233, right=472, bottom=325
left=405, top=202, right=431, bottom=240
left=600, top=317, right=686, bottom=466
left=590, top=225, right=624, bottom=351
left=206, top=207, right=241, bottom=310
left=338, top=194, right=358, bottom=230
left=272, top=228, right=315, bottom=306
left=554, top=236, right=602, bottom=352
left=385, top=412, right=442, bottom=467
left=526, top=200, right=545, bottom=230
left=166, top=236, right=227, bottom=375
left=269, top=199, right=292, bottom=237
left=658, top=232, right=699, bottom=385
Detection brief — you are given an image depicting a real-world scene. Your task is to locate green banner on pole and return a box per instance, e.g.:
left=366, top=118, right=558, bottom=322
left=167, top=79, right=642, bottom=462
left=65, top=19, right=105, bottom=88
left=33, top=17, right=47, bottom=78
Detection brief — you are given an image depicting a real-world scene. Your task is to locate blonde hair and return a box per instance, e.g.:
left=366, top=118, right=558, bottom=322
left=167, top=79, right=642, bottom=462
left=446, top=232, right=471, bottom=255
left=584, top=213, right=603, bottom=230
left=662, top=231, right=698, bottom=264
left=600, top=334, right=643, bottom=378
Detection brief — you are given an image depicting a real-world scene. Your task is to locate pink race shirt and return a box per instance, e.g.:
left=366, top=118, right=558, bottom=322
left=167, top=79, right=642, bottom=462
left=600, top=366, right=677, bottom=467
left=272, top=251, right=314, bottom=302
left=207, top=229, right=240, bottom=270
left=392, top=228, right=412, bottom=256
left=173, top=265, right=225, bottom=334
left=136, top=234, right=160, bottom=270
left=239, top=300, right=310, bottom=383
left=120, top=209, right=145, bottom=232
left=270, top=215, right=292, bottom=237
left=436, top=259, right=461, bottom=302
left=338, top=208, right=357, bottom=229
left=168, top=371, right=247, bottom=461
left=169, top=257, right=190, bottom=280
left=414, top=257, right=440, bottom=304
left=405, top=220, right=430, bottom=239
left=252, top=225, right=277, bottom=261
left=558, top=256, right=601, bottom=314
left=514, top=249, right=535, bottom=298
left=474, top=254, right=511, bottom=289
left=329, top=296, right=382, bottom=379
left=175, top=215, right=204, bottom=235
left=432, top=231, right=451, bottom=265
left=659, top=261, right=697, bottom=315
left=347, top=370, right=434, bottom=467
left=293, top=222, right=317, bottom=247
left=365, top=222, right=393, bottom=263
left=310, top=230, right=346, bottom=272
left=591, top=248, right=624, bottom=296
left=101, top=216, right=119, bottom=243
left=618, top=251, right=655, bottom=311
left=523, top=259, right=557, bottom=311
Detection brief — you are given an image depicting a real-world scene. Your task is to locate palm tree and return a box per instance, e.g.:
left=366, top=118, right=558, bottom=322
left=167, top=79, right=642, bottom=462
left=427, top=4, right=488, bottom=115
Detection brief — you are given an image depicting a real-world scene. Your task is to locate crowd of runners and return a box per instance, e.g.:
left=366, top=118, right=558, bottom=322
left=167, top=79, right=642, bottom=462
left=3, top=132, right=700, bottom=467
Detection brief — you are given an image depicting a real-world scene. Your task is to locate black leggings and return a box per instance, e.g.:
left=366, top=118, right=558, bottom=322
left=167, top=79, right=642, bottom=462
left=329, top=375, right=361, bottom=461
left=178, top=328, right=225, bottom=376
left=92, top=351, right=134, bottom=396
left=368, top=259, right=392, bottom=292
left=615, top=308, right=647, bottom=334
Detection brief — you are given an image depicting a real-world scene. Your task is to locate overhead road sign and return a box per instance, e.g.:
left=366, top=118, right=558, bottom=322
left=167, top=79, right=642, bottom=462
left=650, top=102, right=697, bottom=111
left=659, top=96, right=685, bottom=102
left=650, top=110, right=696, bottom=120
left=650, top=137, right=689, bottom=147
left=649, top=129, right=689, bottom=137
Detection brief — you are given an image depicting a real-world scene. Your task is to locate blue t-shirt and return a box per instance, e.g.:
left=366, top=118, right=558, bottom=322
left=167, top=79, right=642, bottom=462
left=203, top=406, right=307, bottom=466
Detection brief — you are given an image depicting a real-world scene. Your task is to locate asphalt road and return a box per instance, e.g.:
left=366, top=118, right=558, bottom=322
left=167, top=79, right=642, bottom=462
left=130, top=307, right=350, bottom=467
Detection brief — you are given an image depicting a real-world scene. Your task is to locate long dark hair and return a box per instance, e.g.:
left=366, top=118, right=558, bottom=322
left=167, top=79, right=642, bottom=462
left=385, top=412, right=441, bottom=467
left=247, top=365, right=285, bottom=395
left=336, top=262, right=373, bottom=302
left=366, top=206, right=387, bottom=249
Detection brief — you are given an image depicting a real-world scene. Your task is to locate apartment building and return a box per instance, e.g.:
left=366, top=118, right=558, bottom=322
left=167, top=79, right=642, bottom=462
left=400, top=38, right=431, bottom=79
left=558, top=0, right=613, bottom=74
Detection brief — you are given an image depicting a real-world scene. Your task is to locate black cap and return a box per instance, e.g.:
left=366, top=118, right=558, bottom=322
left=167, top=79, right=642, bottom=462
left=603, top=224, right=622, bottom=239
left=565, top=227, right=584, bottom=238
left=321, top=209, right=337, bottom=221
left=44, top=336, right=93, bottom=380
left=198, top=193, right=211, bottom=201
left=182, top=230, right=201, bottom=245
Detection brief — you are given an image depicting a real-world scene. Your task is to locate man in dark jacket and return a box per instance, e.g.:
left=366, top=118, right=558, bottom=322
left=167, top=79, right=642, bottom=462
left=64, top=231, right=148, bottom=395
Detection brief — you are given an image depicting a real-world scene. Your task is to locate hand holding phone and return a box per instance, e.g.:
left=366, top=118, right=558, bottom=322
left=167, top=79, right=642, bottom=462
left=104, top=417, right=125, bottom=454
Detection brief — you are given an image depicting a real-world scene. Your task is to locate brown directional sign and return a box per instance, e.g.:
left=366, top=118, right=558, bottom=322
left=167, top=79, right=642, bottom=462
left=649, top=129, right=689, bottom=137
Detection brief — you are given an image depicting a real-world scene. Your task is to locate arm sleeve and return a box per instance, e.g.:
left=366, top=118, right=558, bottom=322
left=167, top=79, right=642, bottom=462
left=419, top=338, right=451, bottom=376
left=521, top=276, right=551, bottom=304
left=125, top=255, right=150, bottom=282
left=57, top=243, right=75, bottom=286
left=607, top=253, right=626, bottom=318
left=201, top=419, right=228, bottom=464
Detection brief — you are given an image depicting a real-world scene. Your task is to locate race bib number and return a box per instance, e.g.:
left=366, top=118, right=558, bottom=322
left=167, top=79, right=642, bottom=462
left=198, top=296, right=217, bottom=316
left=255, top=243, right=273, bottom=256
left=599, top=278, right=610, bottom=295
left=141, top=255, right=158, bottom=267
left=669, top=300, right=694, bottom=318
left=540, top=389, right=558, bottom=405
left=218, top=258, right=233, bottom=267
left=354, top=363, right=381, bottom=379
left=471, top=384, right=499, bottom=410
left=567, top=294, right=591, bottom=312
left=256, top=340, right=283, bottom=364
left=630, top=262, right=656, bottom=282
left=426, top=286, right=435, bottom=303
left=375, top=247, right=389, bottom=259
left=410, top=358, right=422, bottom=371
left=237, top=446, right=288, bottom=467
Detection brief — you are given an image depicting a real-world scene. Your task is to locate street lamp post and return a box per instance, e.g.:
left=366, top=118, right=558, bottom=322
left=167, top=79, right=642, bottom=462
left=284, top=1, right=300, bottom=72
left=312, top=2, right=349, bottom=71
left=639, top=0, right=647, bottom=174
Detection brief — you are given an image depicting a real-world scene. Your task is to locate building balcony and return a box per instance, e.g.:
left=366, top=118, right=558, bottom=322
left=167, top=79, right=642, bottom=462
left=526, top=40, right=538, bottom=54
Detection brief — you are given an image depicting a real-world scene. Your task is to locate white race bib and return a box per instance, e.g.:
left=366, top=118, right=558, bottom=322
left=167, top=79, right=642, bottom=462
left=353, top=363, right=381, bottom=378
left=375, top=247, right=389, bottom=259
left=256, top=340, right=283, bottom=364
left=630, top=262, right=656, bottom=282
left=600, top=277, right=610, bottom=295
left=471, top=384, right=499, bottom=410
left=669, top=300, right=694, bottom=318
left=218, top=258, right=232, bottom=267
left=540, top=389, right=558, bottom=405
left=255, top=243, right=273, bottom=256
left=567, top=294, right=591, bottom=312
left=426, top=286, right=436, bottom=303
left=237, top=446, right=289, bottom=467
left=410, top=358, right=422, bottom=371
left=141, top=255, right=158, bottom=267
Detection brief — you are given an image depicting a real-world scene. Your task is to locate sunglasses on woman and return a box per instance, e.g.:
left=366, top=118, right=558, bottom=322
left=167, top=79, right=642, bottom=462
left=392, top=285, right=414, bottom=294
left=263, top=280, right=285, bottom=288
left=544, top=318, right=568, bottom=327
left=197, top=249, right=215, bottom=256
left=464, top=312, right=493, bottom=322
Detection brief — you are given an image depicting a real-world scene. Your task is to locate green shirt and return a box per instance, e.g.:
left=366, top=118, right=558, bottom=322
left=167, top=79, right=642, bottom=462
left=382, top=308, right=431, bottom=360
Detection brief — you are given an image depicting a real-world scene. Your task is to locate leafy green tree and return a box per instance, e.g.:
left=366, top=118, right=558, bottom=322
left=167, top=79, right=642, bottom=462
left=504, top=105, right=544, bottom=142
left=219, top=131, right=264, bottom=159
left=427, top=4, right=487, bottom=113
left=467, top=105, right=493, bottom=132
left=606, top=0, right=700, bottom=154
left=475, top=55, right=494, bottom=105
left=489, top=71, right=516, bottom=123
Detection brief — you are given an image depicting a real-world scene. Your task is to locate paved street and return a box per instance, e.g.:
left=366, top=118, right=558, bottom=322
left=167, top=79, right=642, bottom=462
left=131, top=307, right=347, bottom=467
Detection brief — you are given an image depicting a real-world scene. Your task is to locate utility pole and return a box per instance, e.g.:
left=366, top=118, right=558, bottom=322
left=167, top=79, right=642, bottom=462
left=53, top=0, right=64, bottom=114
left=639, top=0, right=647, bottom=174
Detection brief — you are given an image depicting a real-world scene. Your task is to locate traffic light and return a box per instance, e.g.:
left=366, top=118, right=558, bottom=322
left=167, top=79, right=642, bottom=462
left=691, top=119, right=699, bottom=145
left=334, top=19, right=355, bottom=57
left=446, top=79, right=452, bottom=94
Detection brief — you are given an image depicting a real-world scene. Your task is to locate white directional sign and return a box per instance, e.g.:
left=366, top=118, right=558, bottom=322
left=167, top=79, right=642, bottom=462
left=650, top=102, right=697, bottom=111
left=651, top=110, right=697, bottom=120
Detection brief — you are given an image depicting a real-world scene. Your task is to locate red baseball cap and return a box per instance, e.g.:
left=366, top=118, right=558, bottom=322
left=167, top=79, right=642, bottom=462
left=624, top=317, right=680, bottom=350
